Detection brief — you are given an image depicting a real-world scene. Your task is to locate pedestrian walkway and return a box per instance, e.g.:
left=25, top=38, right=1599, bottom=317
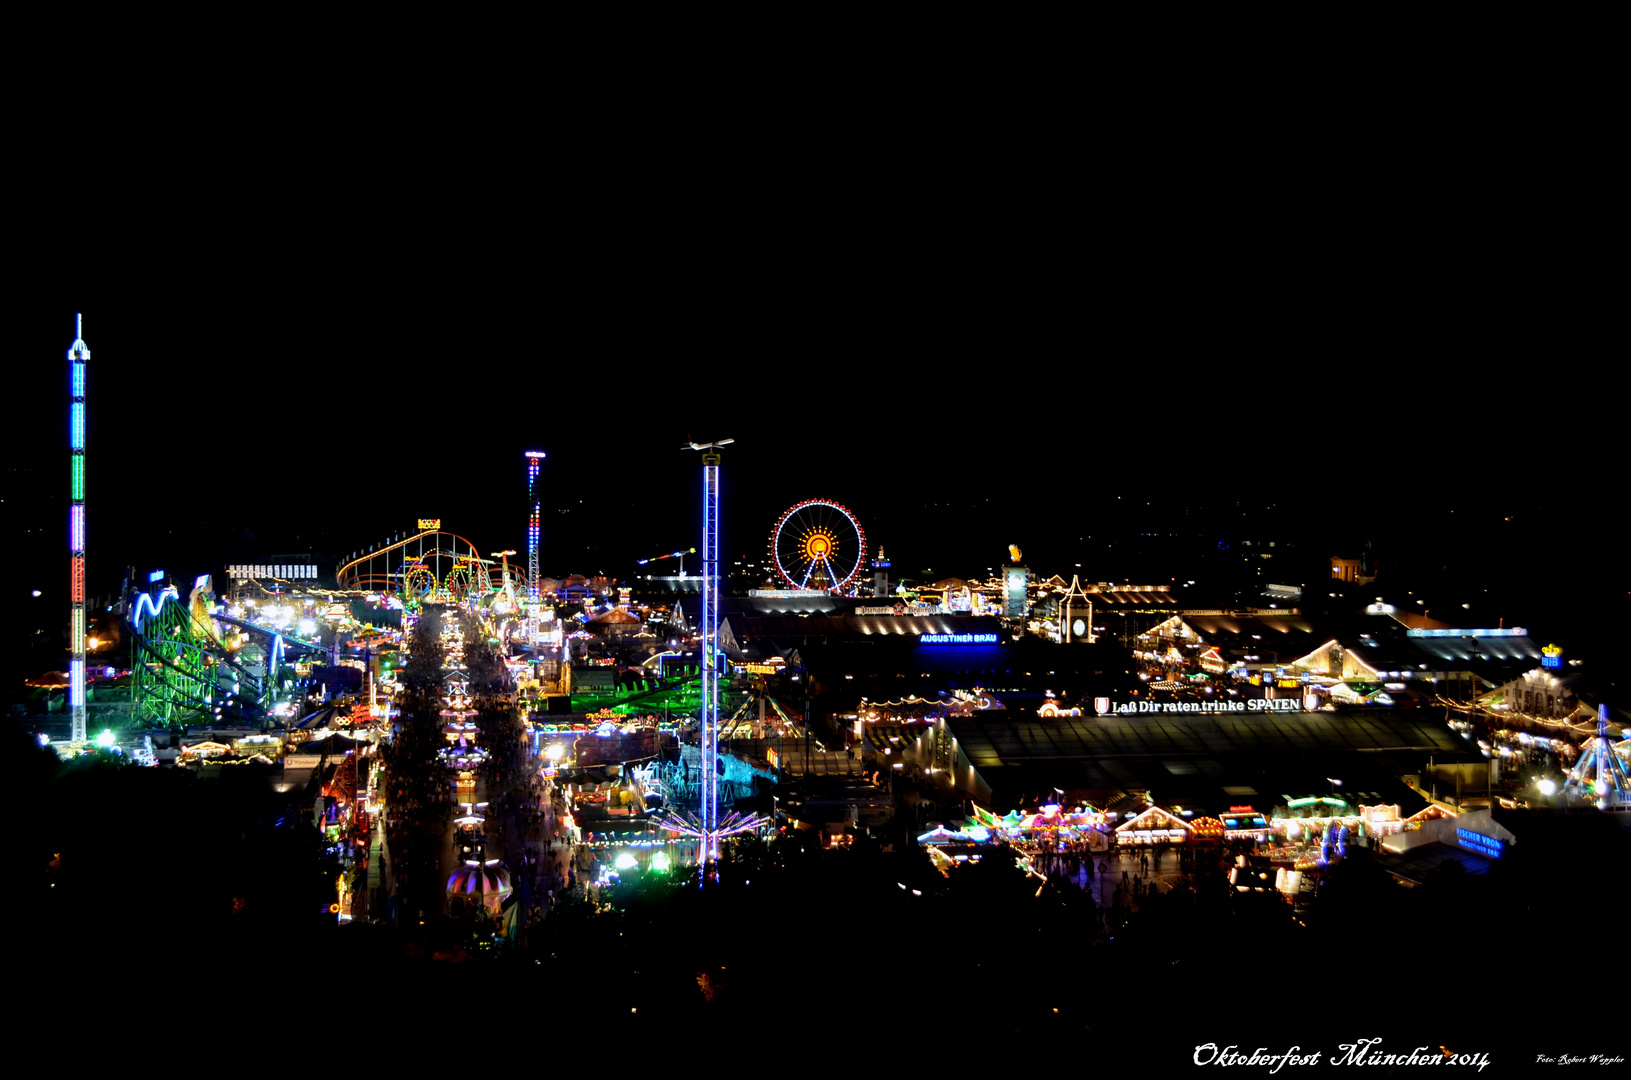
left=1029, top=844, right=1199, bottom=914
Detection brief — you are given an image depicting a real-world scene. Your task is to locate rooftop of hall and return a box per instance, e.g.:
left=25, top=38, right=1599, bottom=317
left=1373, top=840, right=1496, bottom=884
left=1139, top=611, right=1545, bottom=675
left=941, top=710, right=1448, bottom=813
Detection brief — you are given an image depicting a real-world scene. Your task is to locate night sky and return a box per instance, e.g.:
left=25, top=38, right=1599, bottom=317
left=9, top=197, right=1623, bottom=674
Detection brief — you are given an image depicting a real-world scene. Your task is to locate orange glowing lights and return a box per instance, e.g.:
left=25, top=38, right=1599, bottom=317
left=802, top=531, right=835, bottom=559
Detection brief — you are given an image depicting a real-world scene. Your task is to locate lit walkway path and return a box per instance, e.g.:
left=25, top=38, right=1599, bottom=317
left=1034, top=844, right=1201, bottom=914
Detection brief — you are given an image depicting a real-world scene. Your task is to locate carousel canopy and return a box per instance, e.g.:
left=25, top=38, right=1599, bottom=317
left=446, top=861, right=512, bottom=897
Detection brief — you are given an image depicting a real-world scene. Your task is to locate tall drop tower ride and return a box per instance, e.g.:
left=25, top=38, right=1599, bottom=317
left=68, top=315, right=89, bottom=745
left=654, top=439, right=764, bottom=873
left=701, top=447, right=720, bottom=839
left=687, top=438, right=732, bottom=846
left=525, top=451, right=544, bottom=620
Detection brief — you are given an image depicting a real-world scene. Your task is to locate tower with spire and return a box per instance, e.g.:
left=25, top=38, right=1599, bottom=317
left=68, top=315, right=89, bottom=745
left=1059, top=574, right=1095, bottom=644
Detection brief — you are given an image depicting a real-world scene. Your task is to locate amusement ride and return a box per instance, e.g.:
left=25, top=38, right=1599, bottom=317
left=768, top=498, right=867, bottom=593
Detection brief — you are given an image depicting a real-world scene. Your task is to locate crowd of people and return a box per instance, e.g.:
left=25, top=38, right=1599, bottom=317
left=377, top=609, right=460, bottom=918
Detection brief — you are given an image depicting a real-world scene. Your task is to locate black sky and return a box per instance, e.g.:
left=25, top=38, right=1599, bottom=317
left=9, top=151, right=1622, bottom=663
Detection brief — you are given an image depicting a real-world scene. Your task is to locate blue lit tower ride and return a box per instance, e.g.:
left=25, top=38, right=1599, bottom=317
left=68, top=315, right=89, bottom=745
left=655, top=440, right=764, bottom=872
left=701, top=447, right=721, bottom=842
left=686, top=438, right=733, bottom=849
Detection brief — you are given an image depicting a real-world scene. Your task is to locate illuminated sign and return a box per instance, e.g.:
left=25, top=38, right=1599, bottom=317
left=856, top=602, right=942, bottom=616
left=227, top=565, right=318, bottom=579
left=1108, top=698, right=1301, bottom=715
left=1407, top=627, right=1528, bottom=638
left=148, top=570, right=165, bottom=583
left=919, top=633, right=998, bottom=644
left=1541, top=644, right=1563, bottom=670
left=1456, top=828, right=1504, bottom=859
left=417, top=519, right=441, bottom=530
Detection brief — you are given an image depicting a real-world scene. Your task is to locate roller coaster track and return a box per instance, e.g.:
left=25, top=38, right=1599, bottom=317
left=336, top=529, right=517, bottom=600
left=336, top=530, right=479, bottom=587
left=210, top=612, right=328, bottom=655
left=128, top=588, right=296, bottom=726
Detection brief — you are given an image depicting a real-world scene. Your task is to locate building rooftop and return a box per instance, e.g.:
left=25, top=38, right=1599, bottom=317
left=942, top=710, right=1453, bottom=811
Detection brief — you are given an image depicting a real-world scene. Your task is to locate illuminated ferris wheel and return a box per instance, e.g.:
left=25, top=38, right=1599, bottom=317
left=770, top=499, right=867, bottom=593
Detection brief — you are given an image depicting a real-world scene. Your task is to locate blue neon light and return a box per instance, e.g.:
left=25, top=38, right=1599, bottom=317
left=70, top=505, right=84, bottom=551
left=130, top=588, right=182, bottom=631
left=1541, top=652, right=1563, bottom=670
left=1407, top=627, right=1527, bottom=638
left=70, top=403, right=85, bottom=449
left=71, top=362, right=84, bottom=398
left=69, top=659, right=85, bottom=708
left=919, top=633, right=998, bottom=644
left=1456, top=827, right=1504, bottom=859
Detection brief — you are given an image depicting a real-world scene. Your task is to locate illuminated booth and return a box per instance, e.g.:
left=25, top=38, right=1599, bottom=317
left=1221, top=805, right=1271, bottom=843
left=1113, top=804, right=1197, bottom=846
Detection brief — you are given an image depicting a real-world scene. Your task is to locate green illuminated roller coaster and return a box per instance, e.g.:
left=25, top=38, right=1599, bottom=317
left=127, top=586, right=316, bottom=727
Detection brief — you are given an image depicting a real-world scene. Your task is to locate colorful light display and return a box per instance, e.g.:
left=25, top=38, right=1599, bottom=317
left=68, top=315, right=89, bottom=744
left=1562, top=704, right=1629, bottom=809
left=525, top=452, right=543, bottom=614
left=700, top=445, right=721, bottom=844
left=676, top=439, right=766, bottom=867
left=769, top=499, right=867, bottom=593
